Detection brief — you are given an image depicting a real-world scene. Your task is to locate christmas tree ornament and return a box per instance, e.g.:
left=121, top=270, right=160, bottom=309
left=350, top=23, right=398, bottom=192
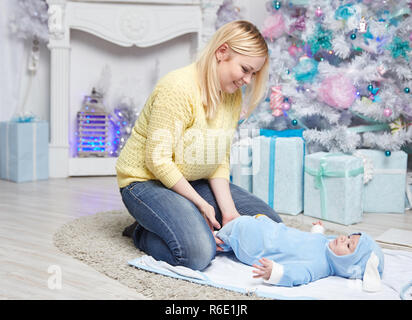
left=404, top=87, right=410, bottom=94
left=334, top=3, right=356, bottom=21
left=385, top=150, right=391, bottom=157
left=272, top=108, right=284, bottom=117
left=350, top=33, right=357, bottom=40
left=359, top=17, right=367, bottom=33
left=361, top=96, right=373, bottom=105
left=389, top=117, right=410, bottom=134
left=290, top=14, right=306, bottom=32
left=315, top=7, right=323, bottom=18
left=262, top=12, right=286, bottom=41
left=270, top=86, right=284, bottom=117
left=377, top=65, right=387, bottom=76
left=383, top=108, right=393, bottom=118
left=387, top=36, right=411, bottom=60
left=273, top=1, right=281, bottom=10
left=318, top=74, right=357, bottom=109
left=293, top=55, right=319, bottom=83
left=291, top=119, right=298, bottom=126
left=281, top=101, right=291, bottom=111
left=288, top=43, right=302, bottom=57
left=307, top=25, right=333, bottom=54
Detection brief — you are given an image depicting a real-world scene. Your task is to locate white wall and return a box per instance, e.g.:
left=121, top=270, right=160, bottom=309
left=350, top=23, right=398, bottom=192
left=239, top=0, right=268, bottom=28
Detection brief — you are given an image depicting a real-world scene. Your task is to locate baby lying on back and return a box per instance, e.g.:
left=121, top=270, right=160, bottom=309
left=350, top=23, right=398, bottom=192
left=216, top=214, right=384, bottom=291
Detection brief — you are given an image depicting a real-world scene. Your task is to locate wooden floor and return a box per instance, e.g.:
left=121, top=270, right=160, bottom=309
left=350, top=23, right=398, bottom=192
left=0, top=176, right=147, bottom=300
left=0, top=176, right=411, bottom=300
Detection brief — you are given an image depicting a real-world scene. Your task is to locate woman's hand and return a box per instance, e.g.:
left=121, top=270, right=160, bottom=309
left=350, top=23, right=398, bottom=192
left=197, top=200, right=221, bottom=232
left=197, top=201, right=226, bottom=252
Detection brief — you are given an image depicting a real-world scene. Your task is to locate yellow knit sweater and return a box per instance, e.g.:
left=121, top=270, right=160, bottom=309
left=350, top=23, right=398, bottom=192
left=116, top=63, right=242, bottom=189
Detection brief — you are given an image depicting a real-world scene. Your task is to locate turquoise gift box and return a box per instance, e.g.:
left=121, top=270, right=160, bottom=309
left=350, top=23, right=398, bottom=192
left=355, top=149, right=407, bottom=213
left=230, top=138, right=253, bottom=192
left=304, top=152, right=364, bottom=225
left=0, top=121, right=49, bottom=183
left=251, top=129, right=305, bottom=215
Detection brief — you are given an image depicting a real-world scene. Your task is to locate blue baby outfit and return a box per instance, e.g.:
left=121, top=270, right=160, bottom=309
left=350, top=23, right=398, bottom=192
left=325, top=232, right=384, bottom=279
left=216, top=215, right=384, bottom=287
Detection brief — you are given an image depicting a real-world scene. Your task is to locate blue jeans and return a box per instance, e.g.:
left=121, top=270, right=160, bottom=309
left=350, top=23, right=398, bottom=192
left=120, top=179, right=282, bottom=270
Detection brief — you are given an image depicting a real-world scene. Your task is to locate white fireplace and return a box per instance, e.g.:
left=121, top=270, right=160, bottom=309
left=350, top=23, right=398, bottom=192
left=46, top=0, right=223, bottom=177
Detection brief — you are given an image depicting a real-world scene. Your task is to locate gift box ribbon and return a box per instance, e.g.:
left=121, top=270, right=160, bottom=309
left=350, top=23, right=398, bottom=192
left=262, top=129, right=305, bottom=209
left=305, top=154, right=364, bottom=219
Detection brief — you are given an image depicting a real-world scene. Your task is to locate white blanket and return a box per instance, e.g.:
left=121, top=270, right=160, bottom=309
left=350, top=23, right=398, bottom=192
left=128, top=249, right=412, bottom=300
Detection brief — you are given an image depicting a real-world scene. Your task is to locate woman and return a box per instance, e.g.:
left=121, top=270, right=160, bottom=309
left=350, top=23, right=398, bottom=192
left=117, top=20, right=282, bottom=271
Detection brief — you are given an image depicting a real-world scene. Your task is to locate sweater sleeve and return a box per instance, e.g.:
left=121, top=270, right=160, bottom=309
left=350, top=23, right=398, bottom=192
left=208, top=150, right=231, bottom=181
left=144, top=84, right=193, bottom=188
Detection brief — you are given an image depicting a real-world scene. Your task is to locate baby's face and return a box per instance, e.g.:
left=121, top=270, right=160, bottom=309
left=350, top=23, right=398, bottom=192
left=329, top=234, right=361, bottom=256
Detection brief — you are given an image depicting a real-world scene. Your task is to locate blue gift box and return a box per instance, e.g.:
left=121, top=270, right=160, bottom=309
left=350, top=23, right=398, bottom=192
left=0, top=121, right=49, bottom=183
left=304, top=152, right=364, bottom=225
left=406, top=175, right=412, bottom=209
left=355, top=149, right=407, bottom=213
left=251, top=130, right=305, bottom=215
left=230, top=138, right=253, bottom=192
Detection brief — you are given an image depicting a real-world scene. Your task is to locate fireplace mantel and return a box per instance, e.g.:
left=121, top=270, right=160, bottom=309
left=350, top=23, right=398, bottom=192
left=46, top=0, right=223, bottom=177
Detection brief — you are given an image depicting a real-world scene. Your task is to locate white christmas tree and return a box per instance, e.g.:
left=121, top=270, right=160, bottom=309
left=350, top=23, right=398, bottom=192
left=242, top=0, right=412, bottom=155
left=9, top=0, right=49, bottom=43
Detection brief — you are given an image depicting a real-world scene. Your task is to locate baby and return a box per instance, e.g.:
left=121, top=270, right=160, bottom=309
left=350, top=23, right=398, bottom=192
left=216, top=214, right=384, bottom=291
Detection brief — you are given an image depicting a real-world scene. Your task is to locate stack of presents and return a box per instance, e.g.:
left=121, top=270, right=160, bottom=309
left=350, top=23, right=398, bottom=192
left=230, top=129, right=409, bottom=225
left=0, top=120, right=49, bottom=183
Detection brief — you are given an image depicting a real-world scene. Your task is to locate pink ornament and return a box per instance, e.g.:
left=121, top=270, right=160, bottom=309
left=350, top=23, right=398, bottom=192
left=409, top=33, right=412, bottom=42
left=270, top=86, right=285, bottom=117
left=262, top=12, right=286, bottom=41
left=377, top=64, right=387, bottom=76
left=383, top=108, right=393, bottom=117
left=317, top=74, right=357, bottom=109
left=290, top=15, right=306, bottom=33
left=270, top=86, right=283, bottom=110
left=315, top=7, right=323, bottom=17
left=281, top=101, right=291, bottom=111
left=288, top=44, right=302, bottom=57
left=272, top=108, right=283, bottom=117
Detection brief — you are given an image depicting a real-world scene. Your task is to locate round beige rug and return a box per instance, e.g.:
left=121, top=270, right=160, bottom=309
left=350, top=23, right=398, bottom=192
left=53, top=210, right=337, bottom=300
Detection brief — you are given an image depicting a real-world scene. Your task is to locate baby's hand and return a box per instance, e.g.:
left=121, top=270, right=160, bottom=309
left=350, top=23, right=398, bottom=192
left=252, top=258, right=273, bottom=281
left=311, top=220, right=325, bottom=234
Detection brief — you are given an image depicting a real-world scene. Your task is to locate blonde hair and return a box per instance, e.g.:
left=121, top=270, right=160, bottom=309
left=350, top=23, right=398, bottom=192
left=195, top=20, right=269, bottom=120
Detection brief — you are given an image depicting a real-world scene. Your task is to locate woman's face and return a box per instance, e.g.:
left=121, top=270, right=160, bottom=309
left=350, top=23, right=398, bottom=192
left=216, top=44, right=266, bottom=94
